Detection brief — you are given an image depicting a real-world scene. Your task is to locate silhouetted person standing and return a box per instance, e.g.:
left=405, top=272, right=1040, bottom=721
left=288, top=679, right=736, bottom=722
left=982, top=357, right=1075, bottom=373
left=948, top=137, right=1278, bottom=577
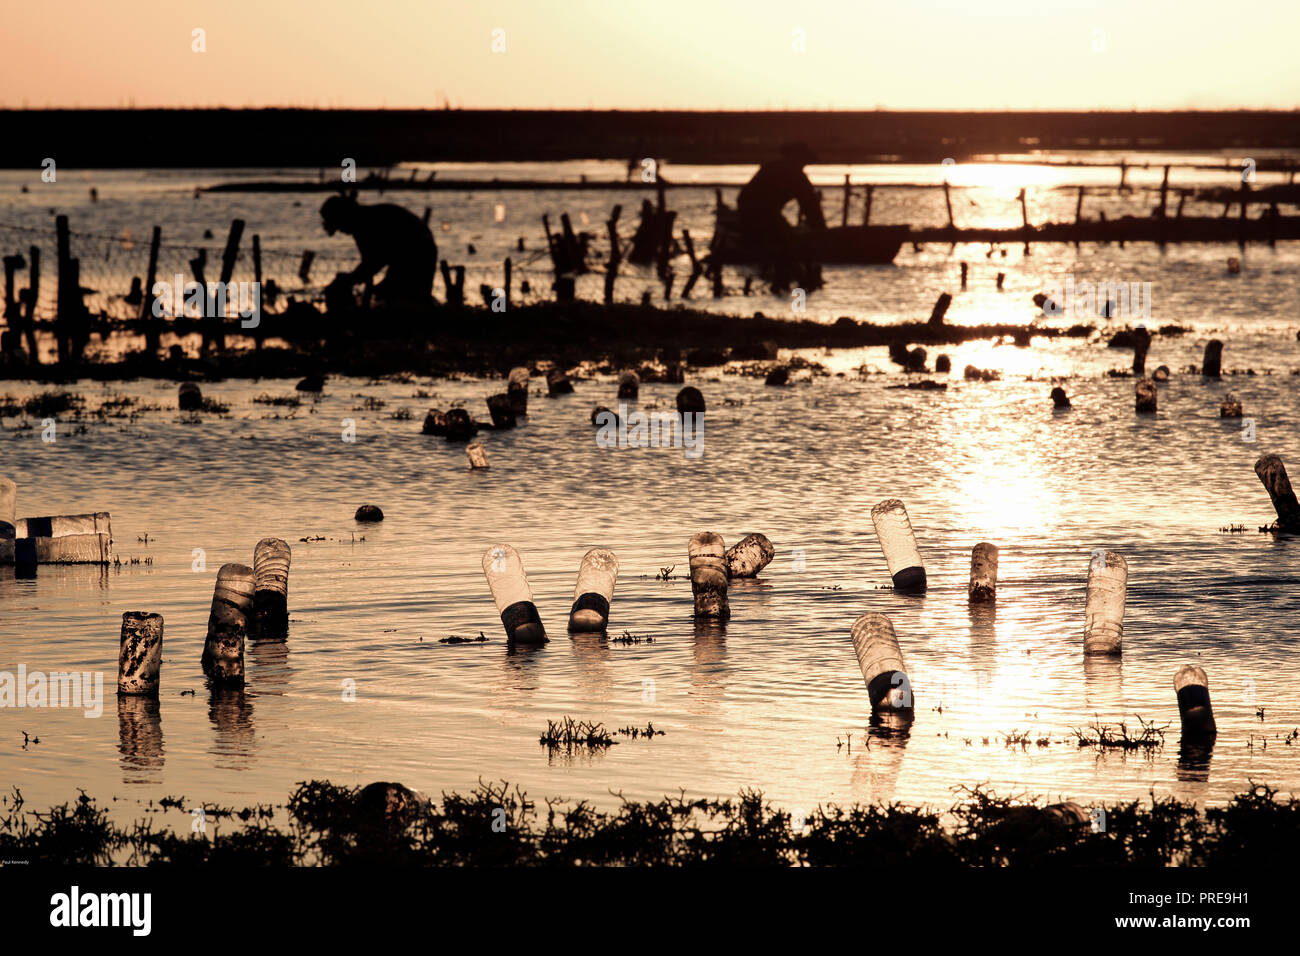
left=320, top=196, right=436, bottom=308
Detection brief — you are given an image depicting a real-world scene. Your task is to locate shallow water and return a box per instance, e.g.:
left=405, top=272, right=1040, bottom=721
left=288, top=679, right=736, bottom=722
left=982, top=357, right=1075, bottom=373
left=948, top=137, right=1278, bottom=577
left=2, top=158, right=1300, bottom=828
left=2, top=155, right=1298, bottom=336
left=3, top=333, right=1300, bottom=824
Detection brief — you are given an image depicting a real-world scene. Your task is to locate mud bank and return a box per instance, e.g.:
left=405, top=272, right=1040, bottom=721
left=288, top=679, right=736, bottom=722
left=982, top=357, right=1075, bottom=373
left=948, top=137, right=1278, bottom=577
left=0, top=301, right=1092, bottom=383
left=2, top=779, right=1296, bottom=866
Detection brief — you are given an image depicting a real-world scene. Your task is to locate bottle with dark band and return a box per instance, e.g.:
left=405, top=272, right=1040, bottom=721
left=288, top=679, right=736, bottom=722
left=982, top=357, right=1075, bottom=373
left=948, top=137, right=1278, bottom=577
left=252, top=537, right=291, bottom=639
left=569, top=547, right=619, bottom=632
left=483, top=544, right=547, bottom=644
left=871, top=499, right=927, bottom=593
left=969, top=542, right=998, bottom=603
left=689, top=532, right=730, bottom=620
left=725, top=533, right=774, bottom=578
left=1174, top=664, right=1217, bottom=736
left=850, top=613, right=913, bottom=711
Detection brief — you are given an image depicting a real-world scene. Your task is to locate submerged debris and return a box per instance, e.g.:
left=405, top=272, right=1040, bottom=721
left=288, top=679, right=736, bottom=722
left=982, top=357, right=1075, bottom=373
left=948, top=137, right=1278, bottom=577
left=1070, top=715, right=1167, bottom=751
left=539, top=717, right=616, bottom=751
left=609, top=631, right=654, bottom=645
left=616, top=723, right=664, bottom=739
left=440, top=632, right=489, bottom=645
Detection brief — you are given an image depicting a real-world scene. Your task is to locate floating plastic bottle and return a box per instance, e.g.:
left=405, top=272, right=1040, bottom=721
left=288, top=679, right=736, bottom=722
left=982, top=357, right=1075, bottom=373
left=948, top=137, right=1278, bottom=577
left=1202, top=339, right=1223, bottom=378
left=1255, top=454, right=1300, bottom=532
left=676, top=387, right=706, bottom=415
left=569, top=547, right=619, bottom=632
left=422, top=408, right=447, bottom=435
left=203, top=563, right=254, bottom=685
left=969, top=542, right=998, bottom=603
left=483, top=544, right=547, bottom=644
left=1135, top=378, right=1157, bottom=413
left=546, top=368, right=573, bottom=397
left=688, top=532, right=730, bottom=620
left=850, top=613, right=913, bottom=710
left=252, top=538, right=291, bottom=639
left=178, top=382, right=203, bottom=410
left=486, top=394, right=515, bottom=429
left=725, top=533, right=775, bottom=578
left=507, top=367, right=530, bottom=417
left=443, top=409, right=476, bottom=442
left=118, top=611, right=164, bottom=696
left=1083, top=550, right=1127, bottom=655
left=871, top=499, right=926, bottom=592
left=466, top=441, right=490, bottom=469
left=0, top=475, right=16, bottom=536
left=1174, top=664, right=1217, bottom=736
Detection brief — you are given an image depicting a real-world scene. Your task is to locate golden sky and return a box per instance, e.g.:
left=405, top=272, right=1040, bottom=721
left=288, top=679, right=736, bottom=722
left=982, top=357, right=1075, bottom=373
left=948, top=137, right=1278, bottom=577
left=3, top=0, right=1298, bottom=109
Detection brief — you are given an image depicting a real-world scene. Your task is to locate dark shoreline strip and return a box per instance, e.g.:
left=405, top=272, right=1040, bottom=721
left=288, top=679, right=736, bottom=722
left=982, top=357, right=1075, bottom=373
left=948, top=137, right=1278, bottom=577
left=0, top=302, right=1095, bottom=383
left=3, top=779, right=1296, bottom=866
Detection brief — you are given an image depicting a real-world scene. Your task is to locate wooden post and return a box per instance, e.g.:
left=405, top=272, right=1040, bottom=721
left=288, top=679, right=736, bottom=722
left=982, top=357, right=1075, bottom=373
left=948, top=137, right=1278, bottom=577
left=542, top=213, right=556, bottom=263
left=681, top=228, right=704, bottom=299
left=711, top=259, right=723, bottom=299
left=1176, top=191, right=1187, bottom=219
left=22, top=245, right=39, bottom=361
left=297, top=250, right=315, bottom=285
left=1157, top=166, right=1170, bottom=218
left=249, top=233, right=263, bottom=350
left=503, top=257, right=512, bottom=308
left=1255, top=454, right=1300, bottom=533
left=439, top=260, right=464, bottom=307
left=942, top=182, right=954, bottom=231
left=1019, top=188, right=1030, bottom=254
left=841, top=174, right=851, bottom=227
left=928, top=292, right=952, bottom=326
left=560, top=212, right=579, bottom=261
left=2, top=254, right=20, bottom=322
left=1074, top=186, right=1085, bottom=249
left=212, top=219, right=242, bottom=351
left=546, top=214, right=576, bottom=302
left=55, top=215, right=71, bottom=364
left=67, top=257, right=86, bottom=363
left=140, top=226, right=161, bottom=352
left=1239, top=180, right=1250, bottom=247
left=218, top=218, right=244, bottom=288
left=189, top=248, right=211, bottom=348
left=604, top=204, right=621, bottom=306
left=1118, top=158, right=1128, bottom=191
left=863, top=185, right=874, bottom=226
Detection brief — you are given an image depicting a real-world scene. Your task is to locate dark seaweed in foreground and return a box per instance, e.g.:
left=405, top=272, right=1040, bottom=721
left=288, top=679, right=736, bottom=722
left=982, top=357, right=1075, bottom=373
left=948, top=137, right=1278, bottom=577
left=2, top=781, right=1299, bottom=866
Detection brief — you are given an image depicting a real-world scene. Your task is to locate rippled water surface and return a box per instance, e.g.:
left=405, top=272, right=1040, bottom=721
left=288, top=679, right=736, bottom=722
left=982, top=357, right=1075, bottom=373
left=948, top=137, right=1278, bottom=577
left=2, top=160, right=1300, bottom=826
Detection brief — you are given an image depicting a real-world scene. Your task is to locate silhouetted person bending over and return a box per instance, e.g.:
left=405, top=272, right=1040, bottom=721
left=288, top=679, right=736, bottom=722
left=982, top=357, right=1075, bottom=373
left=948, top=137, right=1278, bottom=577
left=320, top=196, right=436, bottom=308
left=734, top=143, right=825, bottom=289
left=736, top=142, right=827, bottom=234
